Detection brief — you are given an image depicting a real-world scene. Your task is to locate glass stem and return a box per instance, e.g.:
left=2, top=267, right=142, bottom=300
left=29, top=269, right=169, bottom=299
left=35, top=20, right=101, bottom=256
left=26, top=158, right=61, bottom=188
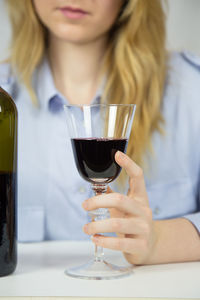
left=90, top=183, right=109, bottom=263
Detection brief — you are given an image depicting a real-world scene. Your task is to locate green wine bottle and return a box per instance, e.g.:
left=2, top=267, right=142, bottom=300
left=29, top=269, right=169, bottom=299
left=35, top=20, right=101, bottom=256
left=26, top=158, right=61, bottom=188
left=0, top=86, right=17, bottom=276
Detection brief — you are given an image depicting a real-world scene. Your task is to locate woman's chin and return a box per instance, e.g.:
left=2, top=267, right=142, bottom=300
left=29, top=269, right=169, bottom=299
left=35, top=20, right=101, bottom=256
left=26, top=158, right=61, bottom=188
left=51, top=32, right=93, bottom=45
left=50, top=24, right=105, bottom=46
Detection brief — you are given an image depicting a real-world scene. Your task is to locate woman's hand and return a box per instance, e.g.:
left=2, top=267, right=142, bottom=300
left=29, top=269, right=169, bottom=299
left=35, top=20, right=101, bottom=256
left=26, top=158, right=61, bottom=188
left=82, top=151, right=157, bottom=265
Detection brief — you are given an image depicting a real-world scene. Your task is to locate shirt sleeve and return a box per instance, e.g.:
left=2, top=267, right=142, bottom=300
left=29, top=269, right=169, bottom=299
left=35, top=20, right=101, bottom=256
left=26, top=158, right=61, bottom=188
left=175, top=51, right=200, bottom=235
left=183, top=154, right=200, bottom=235
left=183, top=212, right=200, bottom=234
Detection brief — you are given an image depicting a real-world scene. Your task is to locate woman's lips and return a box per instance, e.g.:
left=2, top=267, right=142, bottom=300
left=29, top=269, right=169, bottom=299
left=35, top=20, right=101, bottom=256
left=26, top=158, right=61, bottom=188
left=59, top=6, right=89, bottom=20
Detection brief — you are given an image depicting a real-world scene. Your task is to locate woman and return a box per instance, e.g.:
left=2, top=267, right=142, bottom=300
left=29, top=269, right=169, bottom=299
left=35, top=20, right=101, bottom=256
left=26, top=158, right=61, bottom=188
left=1, top=0, right=200, bottom=265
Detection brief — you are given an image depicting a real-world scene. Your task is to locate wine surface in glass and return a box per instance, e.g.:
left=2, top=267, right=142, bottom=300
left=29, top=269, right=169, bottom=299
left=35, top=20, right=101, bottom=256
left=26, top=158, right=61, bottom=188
left=71, top=138, right=127, bottom=184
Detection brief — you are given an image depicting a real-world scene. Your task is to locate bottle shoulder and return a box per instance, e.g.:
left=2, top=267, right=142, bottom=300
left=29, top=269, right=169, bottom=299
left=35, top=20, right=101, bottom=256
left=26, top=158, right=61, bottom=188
left=0, top=86, right=17, bottom=114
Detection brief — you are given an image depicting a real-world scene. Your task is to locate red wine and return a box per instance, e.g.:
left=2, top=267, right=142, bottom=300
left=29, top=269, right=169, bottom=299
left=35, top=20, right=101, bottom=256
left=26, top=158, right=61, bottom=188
left=0, top=87, right=17, bottom=276
left=0, top=172, right=17, bottom=276
left=71, top=138, right=127, bottom=183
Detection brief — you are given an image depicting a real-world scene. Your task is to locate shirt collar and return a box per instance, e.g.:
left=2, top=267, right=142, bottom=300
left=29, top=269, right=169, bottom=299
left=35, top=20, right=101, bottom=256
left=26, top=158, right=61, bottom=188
left=33, top=56, right=104, bottom=113
left=33, top=57, right=65, bottom=113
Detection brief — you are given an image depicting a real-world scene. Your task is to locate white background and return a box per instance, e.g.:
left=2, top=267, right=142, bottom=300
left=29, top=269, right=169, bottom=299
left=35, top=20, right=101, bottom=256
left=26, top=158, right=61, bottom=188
left=0, top=0, right=200, bottom=60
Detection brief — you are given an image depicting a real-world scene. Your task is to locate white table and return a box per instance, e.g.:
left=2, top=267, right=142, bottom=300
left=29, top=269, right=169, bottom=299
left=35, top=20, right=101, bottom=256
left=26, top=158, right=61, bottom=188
left=0, top=241, right=199, bottom=298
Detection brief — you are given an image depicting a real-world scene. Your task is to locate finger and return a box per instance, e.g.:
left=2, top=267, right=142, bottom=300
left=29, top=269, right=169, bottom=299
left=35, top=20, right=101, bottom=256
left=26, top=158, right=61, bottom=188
left=115, top=151, right=147, bottom=197
left=91, top=234, right=144, bottom=255
left=82, top=193, right=146, bottom=216
left=83, top=217, right=149, bottom=236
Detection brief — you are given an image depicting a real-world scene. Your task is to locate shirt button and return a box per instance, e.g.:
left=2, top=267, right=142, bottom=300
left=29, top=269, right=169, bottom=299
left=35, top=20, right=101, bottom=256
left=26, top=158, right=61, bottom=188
left=78, top=186, right=86, bottom=194
left=154, top=206, right=161, bottom=215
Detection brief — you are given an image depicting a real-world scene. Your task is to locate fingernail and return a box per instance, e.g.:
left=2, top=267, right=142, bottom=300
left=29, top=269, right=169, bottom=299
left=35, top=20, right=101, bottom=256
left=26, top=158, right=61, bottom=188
left=82, top=201, right=88, bottom=210
left=116, top=151, right=124, bottom=160
left=83, top=224, right=89, bottom=234
left=91, top=235, right=100, bottom=244
left=115, top=151, right=120, bottom=159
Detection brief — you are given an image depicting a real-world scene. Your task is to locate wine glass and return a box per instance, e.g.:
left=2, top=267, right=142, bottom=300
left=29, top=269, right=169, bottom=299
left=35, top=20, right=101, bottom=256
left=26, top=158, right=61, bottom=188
left=64, top=104, right=136, bottom=280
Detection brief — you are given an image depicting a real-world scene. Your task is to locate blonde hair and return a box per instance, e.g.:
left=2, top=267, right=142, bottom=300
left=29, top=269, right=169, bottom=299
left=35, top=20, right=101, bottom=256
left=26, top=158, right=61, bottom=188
left=104, top=0, right=167, bottom=175
left=6, top=0, right=167, bottom=178
left=6, top=0, right=46, bottom=105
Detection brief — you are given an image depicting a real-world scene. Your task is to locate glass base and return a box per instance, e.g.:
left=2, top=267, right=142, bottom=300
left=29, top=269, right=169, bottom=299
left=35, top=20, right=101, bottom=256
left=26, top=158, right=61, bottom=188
left=65, top=259, right=134, bottom=280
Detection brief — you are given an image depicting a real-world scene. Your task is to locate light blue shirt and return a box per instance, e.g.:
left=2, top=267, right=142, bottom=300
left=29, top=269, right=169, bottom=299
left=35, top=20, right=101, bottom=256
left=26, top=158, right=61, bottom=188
left=0, top=51, right=200, bottom=242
